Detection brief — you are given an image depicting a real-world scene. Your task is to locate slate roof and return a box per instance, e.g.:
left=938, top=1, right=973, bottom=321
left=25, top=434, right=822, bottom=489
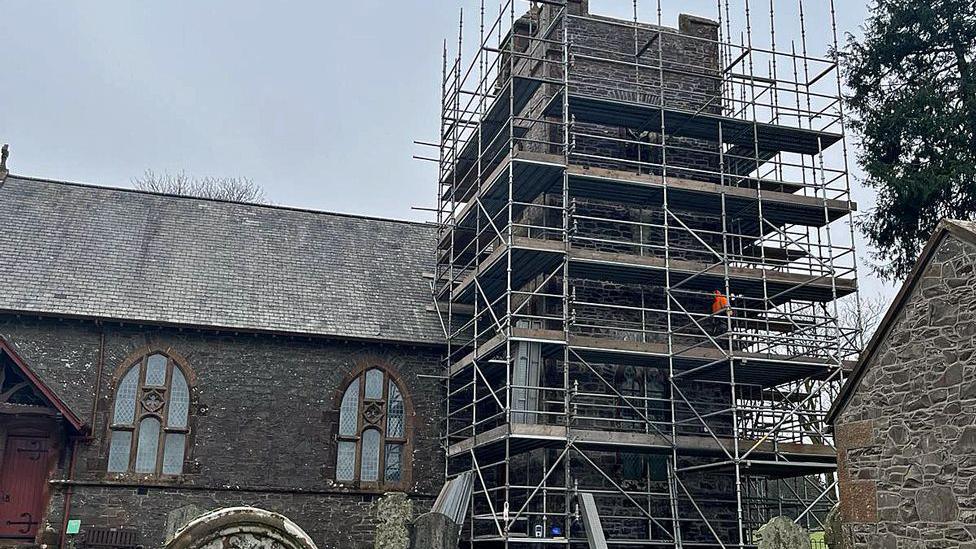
left=0, top=175, right=443, bottom=345
left=826, top=219, right=976, bottom=424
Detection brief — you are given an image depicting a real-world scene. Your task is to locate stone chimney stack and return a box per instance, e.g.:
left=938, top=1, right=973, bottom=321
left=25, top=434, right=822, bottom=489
left=567, top=0, right=589, bottom=15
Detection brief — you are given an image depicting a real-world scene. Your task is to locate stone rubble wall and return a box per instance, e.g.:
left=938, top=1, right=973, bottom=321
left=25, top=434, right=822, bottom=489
left=0, top=315, right=444, bottom=549
left=834, top=233, right=976, bottom=547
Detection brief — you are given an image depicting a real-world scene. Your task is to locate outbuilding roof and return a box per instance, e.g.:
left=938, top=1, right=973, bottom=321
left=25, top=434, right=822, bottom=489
left=0, top=174, right=443, bottom=345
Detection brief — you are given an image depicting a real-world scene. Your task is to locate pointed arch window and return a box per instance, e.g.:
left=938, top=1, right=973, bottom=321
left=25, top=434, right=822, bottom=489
left=107, top=351, right=191, bottom=476
left=335, top=367, right=409, bottom=486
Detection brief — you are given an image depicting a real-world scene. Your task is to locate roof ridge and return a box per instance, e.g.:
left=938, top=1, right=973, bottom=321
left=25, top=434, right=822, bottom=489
left=5, top=173, right=434, bottom=228
left=941, top=218, right=976, bottom=239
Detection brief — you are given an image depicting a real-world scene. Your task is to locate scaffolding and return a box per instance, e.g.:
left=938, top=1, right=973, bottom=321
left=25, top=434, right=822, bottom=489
left=431, top=0, right=861, bottom=546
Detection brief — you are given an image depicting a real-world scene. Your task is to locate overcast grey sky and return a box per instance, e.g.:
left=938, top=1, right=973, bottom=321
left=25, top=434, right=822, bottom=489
left=1, top=1, right=892, bottom=299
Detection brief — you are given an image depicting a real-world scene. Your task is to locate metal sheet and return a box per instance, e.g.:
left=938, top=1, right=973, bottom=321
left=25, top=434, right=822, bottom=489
left=579, top=492, right=608, bottom=549
left=431, top=471, right=474, bottom=525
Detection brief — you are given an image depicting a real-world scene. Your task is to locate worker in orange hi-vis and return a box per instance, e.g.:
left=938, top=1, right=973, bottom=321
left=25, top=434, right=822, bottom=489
left=711, top=289, right=731, bottom=315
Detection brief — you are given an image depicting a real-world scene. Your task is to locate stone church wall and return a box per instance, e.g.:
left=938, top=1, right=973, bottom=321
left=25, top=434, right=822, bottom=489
left=834, top=233, right=976, bottom=548
left=0, top=315, right=444, bottom=549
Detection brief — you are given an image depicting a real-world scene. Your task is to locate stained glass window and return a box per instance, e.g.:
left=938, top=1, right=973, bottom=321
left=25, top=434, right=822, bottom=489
left=621, top=452, right=643, bottom=481
left=336, top=441, right=356, bottom=481
left=648, top=456, right=668, bottom=482
left=107, top=430, right=132, bottom=472
left=113, top=368, right=139, bottom=425
left=168, top=368, right=189, bottom=429
left=145, top=354, right=168, bottom=386
left=335, top=366, right=410, bottom=486
left=162, top=433, right=186, bottom=475
left=385, top=444, right=402, bottom=482
left=107, top=351, right=191, bottom=476
left=339, top=379, right=360, bottom=436
left=361, top=429, right=381, bottom=481
left=364, top=369, right=383, bottom=399
left=387, top=381, right=404, bottom=438
left=135, top=417, right=160, bottom=473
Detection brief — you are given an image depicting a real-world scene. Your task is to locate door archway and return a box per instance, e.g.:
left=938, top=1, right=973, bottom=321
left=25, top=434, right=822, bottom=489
left=166, top=507, right=317, bottom=549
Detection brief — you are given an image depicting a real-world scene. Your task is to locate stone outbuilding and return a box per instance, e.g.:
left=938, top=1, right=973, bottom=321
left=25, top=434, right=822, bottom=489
left=826, top=219, right=976, bottom=547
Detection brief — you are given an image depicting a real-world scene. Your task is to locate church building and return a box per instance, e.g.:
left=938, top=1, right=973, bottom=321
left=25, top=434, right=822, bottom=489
left=0, top=170, right=445, bottom=549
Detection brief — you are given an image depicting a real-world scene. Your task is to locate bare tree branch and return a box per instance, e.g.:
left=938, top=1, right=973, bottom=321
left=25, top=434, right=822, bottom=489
left=133, top=170, right=269, bottom=204
left=838, top=293, right=889, bottom=345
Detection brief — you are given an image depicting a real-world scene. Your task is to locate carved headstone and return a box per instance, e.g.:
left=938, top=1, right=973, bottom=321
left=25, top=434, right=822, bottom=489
left=755, top=516, right=811, bottom=549
left=409, top=513, right=460, bottom=549
left=165, top=507, right=317, bottom=549
left=823, top=504, right=850, bottom=549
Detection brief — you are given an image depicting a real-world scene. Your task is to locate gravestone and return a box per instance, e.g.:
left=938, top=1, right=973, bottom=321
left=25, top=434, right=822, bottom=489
left=374, top=492, right=413, bottom=549
left=755, top=516, right=811, bottom=549
left=165, top=504, right=202, bottom=543
left=165, top=507, right=317, bottom=549
left=409, top=513, right=460, bottom=549
left=823, top=505, right=844, bottom=549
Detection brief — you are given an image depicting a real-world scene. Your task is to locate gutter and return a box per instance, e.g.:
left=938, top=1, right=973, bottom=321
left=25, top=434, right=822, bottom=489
left=58, top=438, right=80, bottom=549
left=0, top=309, right=447, bottom=351
left=48, top=479, right=437, bottom=499
left=88, top=324, right=105, bottom=436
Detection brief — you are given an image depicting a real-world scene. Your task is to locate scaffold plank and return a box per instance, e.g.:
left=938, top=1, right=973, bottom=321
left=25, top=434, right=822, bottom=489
left=546, top=92, right=843, bottom=156
left=568, top=334, right=851, bottom=387
left=565, top=165, right=853, bottom=229
left=568, top=247, right=857, bottom=302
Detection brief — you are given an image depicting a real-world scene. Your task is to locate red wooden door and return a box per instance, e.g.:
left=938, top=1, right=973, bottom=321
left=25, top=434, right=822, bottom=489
left=0, top=436, right=49, bottom=539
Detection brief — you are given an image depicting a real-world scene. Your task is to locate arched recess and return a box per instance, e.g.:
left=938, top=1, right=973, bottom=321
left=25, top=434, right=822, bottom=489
left=166, top=507, right=317, bottom=549
left=331, top=358, right=416, bottom=489
left=106, top=346, right=196, bottom=476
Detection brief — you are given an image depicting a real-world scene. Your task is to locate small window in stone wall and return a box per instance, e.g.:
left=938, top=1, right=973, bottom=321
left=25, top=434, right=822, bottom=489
left=107, top=351, right=192, bottom=476
left=335, top=366, right=409, bottom=487
left=619, top=453, right=670, bottom=486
